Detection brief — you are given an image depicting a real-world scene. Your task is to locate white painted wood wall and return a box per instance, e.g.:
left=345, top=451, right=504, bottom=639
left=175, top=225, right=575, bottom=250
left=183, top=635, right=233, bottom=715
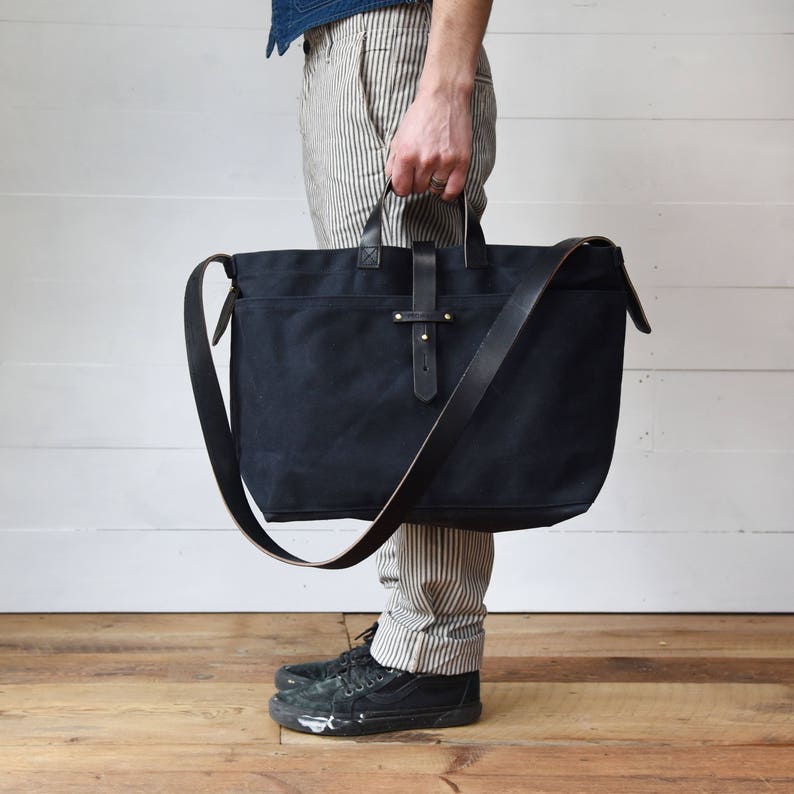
left=1, top=1, right=792, bottom=612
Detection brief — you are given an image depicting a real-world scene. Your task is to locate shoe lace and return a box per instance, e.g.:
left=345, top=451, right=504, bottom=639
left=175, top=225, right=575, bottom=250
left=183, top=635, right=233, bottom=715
left=336, top=656, right=389, bottom=696
left=353, top=621, right=378, bottom=646
left=335, top=621, right=378, bottom=667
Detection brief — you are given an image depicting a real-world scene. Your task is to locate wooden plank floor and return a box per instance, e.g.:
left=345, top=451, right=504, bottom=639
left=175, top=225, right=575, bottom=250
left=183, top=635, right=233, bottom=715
left=0, top=613, right=793, bottom=792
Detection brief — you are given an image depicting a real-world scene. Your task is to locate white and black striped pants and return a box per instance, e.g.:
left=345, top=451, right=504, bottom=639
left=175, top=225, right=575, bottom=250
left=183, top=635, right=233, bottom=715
left=300, top=1, right=497, bottom=675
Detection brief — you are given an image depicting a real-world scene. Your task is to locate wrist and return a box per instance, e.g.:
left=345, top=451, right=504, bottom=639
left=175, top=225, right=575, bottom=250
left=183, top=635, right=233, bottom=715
left=416, top=75, right=473, bottom=103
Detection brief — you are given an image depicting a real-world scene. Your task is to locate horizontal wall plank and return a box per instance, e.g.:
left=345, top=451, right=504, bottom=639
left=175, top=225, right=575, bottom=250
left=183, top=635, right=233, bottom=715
left=654, top=371, right=794, bottom=450
left=2, top=24, right=791, bottom=119
left=0, top=363, right=231, bottom=449
left=0, top=449, right=789, bottom=533
left=0, top=23, right=302, bottom=116
left=0, top=278, right=232, bottom=366
left=0, top=529, right=385, bottom=612
left=1, top=196, right=791, bottom=288
left=476, top=523, right=775, bottom=609
left=490, top=1, right=794, bottom=33
left=2, top=282, right=790, bottom=369
left=0, top=0, right=269, bottom=27
left=2, top=113, right=792, bottom=203
left=482, top=201, right=794, bottom=289
left=0, top=198, right=317, bottom=282
left=0, top=528, right=791, bottom=611
left=486, top=121, right=794, bottom=205
left=0, top=363, right=652, bottom=451
left=0, top=108, right=304, bottom=197
left=489, top=34, right=794, bottom=119
left=621, top=287, right=794, bottom=370
left=0, top=447, right=235, bottom=530
left=0, top=0, right=790, bottom=33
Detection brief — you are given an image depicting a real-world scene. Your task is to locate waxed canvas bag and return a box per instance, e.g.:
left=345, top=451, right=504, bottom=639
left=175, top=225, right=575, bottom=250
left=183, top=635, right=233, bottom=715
left=184, top=179, right=652, bottom=569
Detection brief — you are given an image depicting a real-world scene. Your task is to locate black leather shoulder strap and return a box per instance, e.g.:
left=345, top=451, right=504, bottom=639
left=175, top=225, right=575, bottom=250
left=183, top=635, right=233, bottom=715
left=183, top=237, right=651, bottom=569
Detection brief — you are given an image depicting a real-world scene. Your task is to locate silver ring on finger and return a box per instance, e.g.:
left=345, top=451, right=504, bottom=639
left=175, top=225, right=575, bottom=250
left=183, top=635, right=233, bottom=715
left=429, top=174, right=449, bottom=191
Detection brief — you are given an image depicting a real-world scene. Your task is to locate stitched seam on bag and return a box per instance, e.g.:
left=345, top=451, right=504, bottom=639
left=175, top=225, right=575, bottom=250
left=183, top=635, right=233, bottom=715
left=233, top=290, right=624, bottom=303
left=261, top=502, right=594, bottom=515
left=233, top=294, right=513, bottom=307
left=359, top=246, right=380, bottom=266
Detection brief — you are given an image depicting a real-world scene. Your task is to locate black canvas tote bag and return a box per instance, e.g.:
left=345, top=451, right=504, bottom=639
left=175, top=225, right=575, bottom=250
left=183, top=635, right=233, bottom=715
left=184, top=178, right=652, bottom=569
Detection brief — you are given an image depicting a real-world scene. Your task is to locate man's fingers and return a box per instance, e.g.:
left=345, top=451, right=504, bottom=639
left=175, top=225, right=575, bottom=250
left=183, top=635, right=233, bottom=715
left=389, top=159, right=416, bottom=196
left=391, top=164, right=465, bottom=200
left=427, top=170, right=452, bottom=196
left=413, top=164, right=434, bottom=193
left=439, top=166, right=467, bottom=202
left=386, top=144, right=469, bottom=199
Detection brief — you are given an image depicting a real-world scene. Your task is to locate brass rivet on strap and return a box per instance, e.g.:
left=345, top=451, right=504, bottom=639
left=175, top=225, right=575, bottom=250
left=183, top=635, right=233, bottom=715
left=421, top=333, right=429, bottom=341
left=394, top=313, right=402, bottom=320
left=444, top=313, right=452, bottom=320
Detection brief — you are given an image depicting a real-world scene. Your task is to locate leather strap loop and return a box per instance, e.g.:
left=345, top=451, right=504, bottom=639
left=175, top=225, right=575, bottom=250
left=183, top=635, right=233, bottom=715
left=410, top=241, right=438, bottom=403
left=184, top=237, right=651, bottom=569
left=357, top=176, right=488, bottom=269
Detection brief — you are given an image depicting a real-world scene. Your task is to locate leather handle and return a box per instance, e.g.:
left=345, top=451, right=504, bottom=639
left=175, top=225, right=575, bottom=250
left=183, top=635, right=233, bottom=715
left=357, top=176, right=488, bottom=269
left=184, top=237, right=651, bottom=570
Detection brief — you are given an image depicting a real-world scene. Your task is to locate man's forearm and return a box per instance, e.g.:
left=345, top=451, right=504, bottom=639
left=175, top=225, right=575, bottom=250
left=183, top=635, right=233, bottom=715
left=384, top=0, right=494, bottom=199
left=417, top=0, right=494, bottom=99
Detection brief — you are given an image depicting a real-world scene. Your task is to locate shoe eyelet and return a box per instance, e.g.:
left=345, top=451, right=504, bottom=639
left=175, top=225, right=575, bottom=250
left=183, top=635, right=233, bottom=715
left=355, top=684, right=364, bottom=691
left=365, top=679, right=374, bottom=687
left=344, top=688, right=353, bottom=696
left=376, top=673, right=384, bottom=680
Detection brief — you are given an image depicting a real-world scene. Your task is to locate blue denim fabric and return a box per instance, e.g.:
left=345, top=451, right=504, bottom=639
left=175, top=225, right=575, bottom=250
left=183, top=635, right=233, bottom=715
left=267, top=0, right=418, bottom=57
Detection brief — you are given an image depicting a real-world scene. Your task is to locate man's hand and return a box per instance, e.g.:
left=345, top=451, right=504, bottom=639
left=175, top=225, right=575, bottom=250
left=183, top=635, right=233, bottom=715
left=384, top=0, right=493, bottom=202
left=385, top=86, right=472, bottom=203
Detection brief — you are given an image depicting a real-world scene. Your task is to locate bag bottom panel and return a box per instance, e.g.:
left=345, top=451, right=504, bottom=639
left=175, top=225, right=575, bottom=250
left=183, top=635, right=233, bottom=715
left=261, top=502, right=591, bottom=531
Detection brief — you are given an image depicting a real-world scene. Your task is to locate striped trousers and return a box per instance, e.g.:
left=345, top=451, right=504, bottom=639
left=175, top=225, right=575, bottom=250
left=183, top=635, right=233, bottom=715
left=299, top=1, right=498, bottom=675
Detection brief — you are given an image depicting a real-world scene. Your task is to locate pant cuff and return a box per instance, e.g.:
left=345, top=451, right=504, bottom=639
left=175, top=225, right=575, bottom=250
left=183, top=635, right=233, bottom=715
left=369, top=609, right=485, bottom=675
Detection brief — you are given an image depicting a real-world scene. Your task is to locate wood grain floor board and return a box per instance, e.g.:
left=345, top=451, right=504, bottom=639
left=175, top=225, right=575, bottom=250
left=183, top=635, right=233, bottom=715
left=480, top=656, right=794, bottom=683
left=0, top=745, right=792, bottom=793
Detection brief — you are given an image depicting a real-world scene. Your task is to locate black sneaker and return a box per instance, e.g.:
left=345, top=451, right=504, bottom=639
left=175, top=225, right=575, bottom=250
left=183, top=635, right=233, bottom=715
left=268, top=654, right=481, bottom=736
left=273, top=622, right=378, bottom=691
